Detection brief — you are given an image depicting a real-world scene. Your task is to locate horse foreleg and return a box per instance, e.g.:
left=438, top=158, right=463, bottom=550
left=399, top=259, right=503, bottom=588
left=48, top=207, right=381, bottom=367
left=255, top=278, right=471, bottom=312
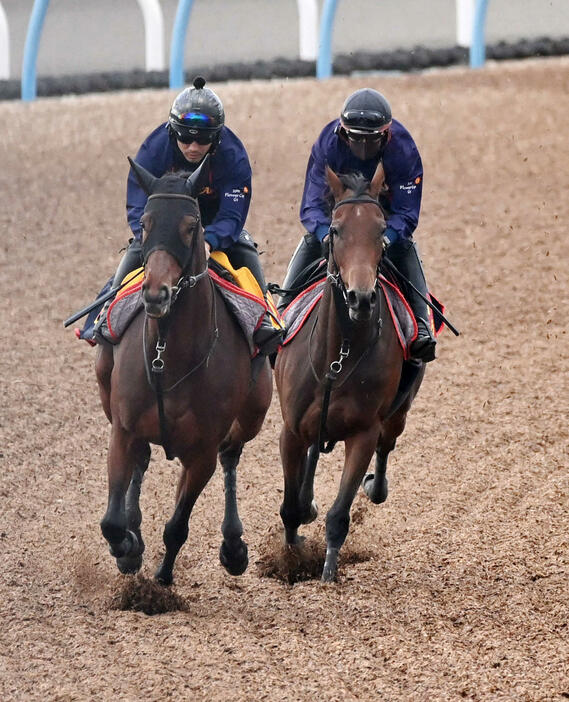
left=154, top=447, right=217, bottom=586
left=116, top=441, right=151, bottom=573
left=95, top=343, right=114, bottom=423
left=218, top=441, right=248, bottom=576
left=279, top=426, right=308, bottom=545
left=100, top=426, right=143, bottom=572
left=323, top=426, right=379, bottom=582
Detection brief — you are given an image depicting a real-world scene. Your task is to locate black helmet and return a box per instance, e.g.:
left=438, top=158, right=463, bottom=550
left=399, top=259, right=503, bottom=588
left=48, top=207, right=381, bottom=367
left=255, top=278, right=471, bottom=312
left=340, top=88, right=392, bottom=133
left=339, top=88, right=392, bottom=160
left=168, top=76, right=225, bottom=145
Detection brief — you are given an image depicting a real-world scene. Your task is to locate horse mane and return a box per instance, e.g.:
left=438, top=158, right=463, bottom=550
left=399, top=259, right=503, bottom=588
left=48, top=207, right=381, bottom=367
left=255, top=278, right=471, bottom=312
left=337, top=171, right=371, bottom=198
left=324, top=171, right=374, bottom=214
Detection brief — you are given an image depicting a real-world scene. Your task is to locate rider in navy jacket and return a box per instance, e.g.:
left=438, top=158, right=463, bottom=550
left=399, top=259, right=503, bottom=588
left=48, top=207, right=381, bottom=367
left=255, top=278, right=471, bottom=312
left=126, top=122, right=252, bottom=252
left=107, top=76, right=282, bottom=355
left=278, top=87, right=436, bottom=363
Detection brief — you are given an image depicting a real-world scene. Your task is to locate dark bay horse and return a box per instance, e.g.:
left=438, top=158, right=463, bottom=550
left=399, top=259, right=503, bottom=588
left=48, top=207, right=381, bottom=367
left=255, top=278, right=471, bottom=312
left=275, top=162, right=425, bottom=582
left=95, top=157, right=272, bottom=585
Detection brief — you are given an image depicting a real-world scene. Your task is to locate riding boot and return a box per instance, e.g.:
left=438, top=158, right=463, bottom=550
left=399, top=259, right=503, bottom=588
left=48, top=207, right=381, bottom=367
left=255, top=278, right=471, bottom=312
left=226, top=231, right=284, bottom=356
left=92, top=238, right=143, bottom=338
left=385, top=238, right=436, bottom=363
left=277, top=232, right=324, bottom=313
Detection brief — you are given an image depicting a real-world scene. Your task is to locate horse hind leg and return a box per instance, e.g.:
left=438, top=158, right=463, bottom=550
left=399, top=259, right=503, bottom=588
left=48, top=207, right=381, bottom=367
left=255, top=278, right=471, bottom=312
left=154, top=447, right=217, bottom=586
left=362, top=444, right=392, bottom=504
left=218, top=442, right=249, bottom=576
left=363, top=407, right=411, bottom=504
left=298, top=444, right=319, bottom=524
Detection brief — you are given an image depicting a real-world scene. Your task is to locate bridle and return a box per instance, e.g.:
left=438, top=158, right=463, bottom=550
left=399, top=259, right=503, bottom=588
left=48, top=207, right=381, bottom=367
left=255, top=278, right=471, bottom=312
left=311, top=194, right=387, bottom=454
left=141, top=192, right=217, bottom=460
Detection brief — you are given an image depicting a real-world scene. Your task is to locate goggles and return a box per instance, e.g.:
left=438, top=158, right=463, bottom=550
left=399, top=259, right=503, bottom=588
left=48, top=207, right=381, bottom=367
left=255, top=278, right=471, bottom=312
left=345, top=130, right=386, bottom=143
left=341, top=110, right=390, bottom=129
left=173, top=128, right=215, bottom=145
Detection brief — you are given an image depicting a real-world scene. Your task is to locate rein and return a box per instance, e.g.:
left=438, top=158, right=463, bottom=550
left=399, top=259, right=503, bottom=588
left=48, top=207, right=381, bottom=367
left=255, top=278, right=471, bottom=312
left=143, top=273, right=218, bottom=460
left=310, top=193, right=386, bottom=454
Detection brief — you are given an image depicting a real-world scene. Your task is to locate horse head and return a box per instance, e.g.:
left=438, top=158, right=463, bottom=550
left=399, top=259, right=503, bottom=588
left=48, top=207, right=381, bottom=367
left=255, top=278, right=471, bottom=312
left=128, top=156, right=209, bottom=318
left=326, top=162, right=387, bottom=322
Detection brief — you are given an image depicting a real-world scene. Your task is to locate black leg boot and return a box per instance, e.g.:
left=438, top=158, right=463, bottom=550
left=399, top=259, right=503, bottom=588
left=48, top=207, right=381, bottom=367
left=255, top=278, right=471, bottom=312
left=227, top=232, right=284, bottom=357
left=277, top=232, right=324, bottom=313
left=385, top=238, right=436, bottom=363
left=92, top=239, right=143, bottom=339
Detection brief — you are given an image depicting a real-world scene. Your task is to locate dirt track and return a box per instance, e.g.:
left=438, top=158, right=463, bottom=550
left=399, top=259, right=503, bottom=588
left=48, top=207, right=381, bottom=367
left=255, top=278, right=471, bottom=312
left=1, top=58, right=568, bottom=701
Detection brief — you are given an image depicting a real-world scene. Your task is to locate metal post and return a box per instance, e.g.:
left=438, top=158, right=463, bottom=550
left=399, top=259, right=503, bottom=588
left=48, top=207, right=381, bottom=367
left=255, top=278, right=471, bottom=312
left=170, top=0, right=196, bottom=89
left=0, top=1, right=9, bottom=79
left=296, top=0, right=318, bottom=61
left=21, top=0, right=51, bottom=101
left=470, top=0, right=489, bottom=68
left=316, top=0, right=339, bottom=80
left=136, top=0, right=165, bottom=72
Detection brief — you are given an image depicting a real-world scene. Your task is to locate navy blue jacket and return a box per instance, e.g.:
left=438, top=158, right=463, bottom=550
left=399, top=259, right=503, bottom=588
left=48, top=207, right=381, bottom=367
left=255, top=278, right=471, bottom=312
left=300, top=118, right=423, bottom=243
left=126, top=123, right=252, bottom=251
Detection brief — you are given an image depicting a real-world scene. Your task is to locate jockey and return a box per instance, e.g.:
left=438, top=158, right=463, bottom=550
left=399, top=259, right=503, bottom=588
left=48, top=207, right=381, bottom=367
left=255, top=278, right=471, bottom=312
left=98, top=76, right=282, bottom=356
left=278, top=88, right=436, bottom=363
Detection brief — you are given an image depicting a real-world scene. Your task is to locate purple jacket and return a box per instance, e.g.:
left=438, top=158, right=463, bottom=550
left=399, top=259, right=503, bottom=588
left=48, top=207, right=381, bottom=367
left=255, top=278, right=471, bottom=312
left=300, top=118, right=423, bottom=243
left=127, top=123, right=252, bottom=251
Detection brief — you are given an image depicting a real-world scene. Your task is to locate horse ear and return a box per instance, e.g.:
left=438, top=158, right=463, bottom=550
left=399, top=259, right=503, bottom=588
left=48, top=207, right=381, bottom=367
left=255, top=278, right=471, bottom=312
left=368, top=161, right=385, bottom=199
left=325, top=165, right=344, bottom=202
left=128, top=157, right=157, bottom=195
left=186, top=154, right=211, bottom=197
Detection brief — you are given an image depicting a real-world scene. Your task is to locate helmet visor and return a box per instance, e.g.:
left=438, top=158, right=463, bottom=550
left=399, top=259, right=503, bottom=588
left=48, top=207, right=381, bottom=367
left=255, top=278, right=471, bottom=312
left=341, top=110, right=390, bottom=130
left=343, top=126, right=389, bottom=160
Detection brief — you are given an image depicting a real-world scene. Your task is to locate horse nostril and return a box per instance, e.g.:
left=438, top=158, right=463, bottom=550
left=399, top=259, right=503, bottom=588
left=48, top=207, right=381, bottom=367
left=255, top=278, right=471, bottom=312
left=370, top=290, right=377, bottom=307
left=347, top=290, right=358, bottom=308
left=159, top=286, right=170, bottom=303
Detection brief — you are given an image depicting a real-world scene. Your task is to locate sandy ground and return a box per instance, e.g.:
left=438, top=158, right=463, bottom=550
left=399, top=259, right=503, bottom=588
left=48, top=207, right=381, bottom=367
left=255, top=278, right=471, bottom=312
left=1, top=57, right=568, bottom=701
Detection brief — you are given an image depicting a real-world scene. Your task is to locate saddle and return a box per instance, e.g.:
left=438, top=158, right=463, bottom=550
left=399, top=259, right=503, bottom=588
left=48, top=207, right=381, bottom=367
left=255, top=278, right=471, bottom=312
left=277, top=258, right=445, bottom=359
left=94, top=254, right=280, bottom=355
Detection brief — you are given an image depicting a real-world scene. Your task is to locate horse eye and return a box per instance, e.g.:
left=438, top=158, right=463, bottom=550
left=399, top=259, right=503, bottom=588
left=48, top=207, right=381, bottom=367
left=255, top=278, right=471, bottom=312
left=329, top=226, right=338, bottom=238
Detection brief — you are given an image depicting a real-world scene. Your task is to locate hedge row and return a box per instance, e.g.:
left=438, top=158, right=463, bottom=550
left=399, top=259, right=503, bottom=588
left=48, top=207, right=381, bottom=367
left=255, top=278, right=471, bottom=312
left=2, top=36, right=568, bottom=101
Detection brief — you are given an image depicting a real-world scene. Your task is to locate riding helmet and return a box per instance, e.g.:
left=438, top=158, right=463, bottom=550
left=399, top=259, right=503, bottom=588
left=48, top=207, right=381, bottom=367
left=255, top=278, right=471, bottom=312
left=168, top=76, right=225, bottom=146
left=340, top=88, right=392, bottom=133
left=338, top=88, right=392, bottom=160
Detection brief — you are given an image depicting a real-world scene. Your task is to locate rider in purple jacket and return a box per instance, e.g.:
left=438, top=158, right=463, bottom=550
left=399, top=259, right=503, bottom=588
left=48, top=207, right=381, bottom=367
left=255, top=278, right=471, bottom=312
left=278, top=88, right=436, bottom=363
left=103, top=76, right=282, bottom=355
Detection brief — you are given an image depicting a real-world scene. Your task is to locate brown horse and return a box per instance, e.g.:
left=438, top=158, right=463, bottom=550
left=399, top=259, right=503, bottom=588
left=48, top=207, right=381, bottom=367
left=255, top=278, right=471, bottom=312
left=274, top=162, right=425, bottom=582
left=95, top=158, right=272, bottom=585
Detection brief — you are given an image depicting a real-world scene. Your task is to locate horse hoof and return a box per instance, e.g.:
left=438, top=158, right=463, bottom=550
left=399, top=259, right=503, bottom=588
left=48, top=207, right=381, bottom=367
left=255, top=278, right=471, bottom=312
left=321, top=547, right=339, bottom=582
left=116, top=554, right=143, bottom=575
left=362, top=474, right=388, bottom=504
left=154, top=562, right=173, bottom=587
left=220, top=540, right=249, bottom=576
left=108, top=530, right=139, bottom=559
left=301, top=500, right=318, bottom=525
left=321, top=564, right=337, bottom=583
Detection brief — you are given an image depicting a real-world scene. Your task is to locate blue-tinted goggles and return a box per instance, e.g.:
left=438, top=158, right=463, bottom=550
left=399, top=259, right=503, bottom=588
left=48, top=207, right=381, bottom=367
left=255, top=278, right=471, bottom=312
left=174, top=128, right=215, bottom=145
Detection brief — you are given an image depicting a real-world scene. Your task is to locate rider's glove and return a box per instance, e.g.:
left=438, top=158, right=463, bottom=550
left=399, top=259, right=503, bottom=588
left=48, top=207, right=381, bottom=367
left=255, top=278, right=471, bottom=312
left=383, top=227, right=399, bottom=249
